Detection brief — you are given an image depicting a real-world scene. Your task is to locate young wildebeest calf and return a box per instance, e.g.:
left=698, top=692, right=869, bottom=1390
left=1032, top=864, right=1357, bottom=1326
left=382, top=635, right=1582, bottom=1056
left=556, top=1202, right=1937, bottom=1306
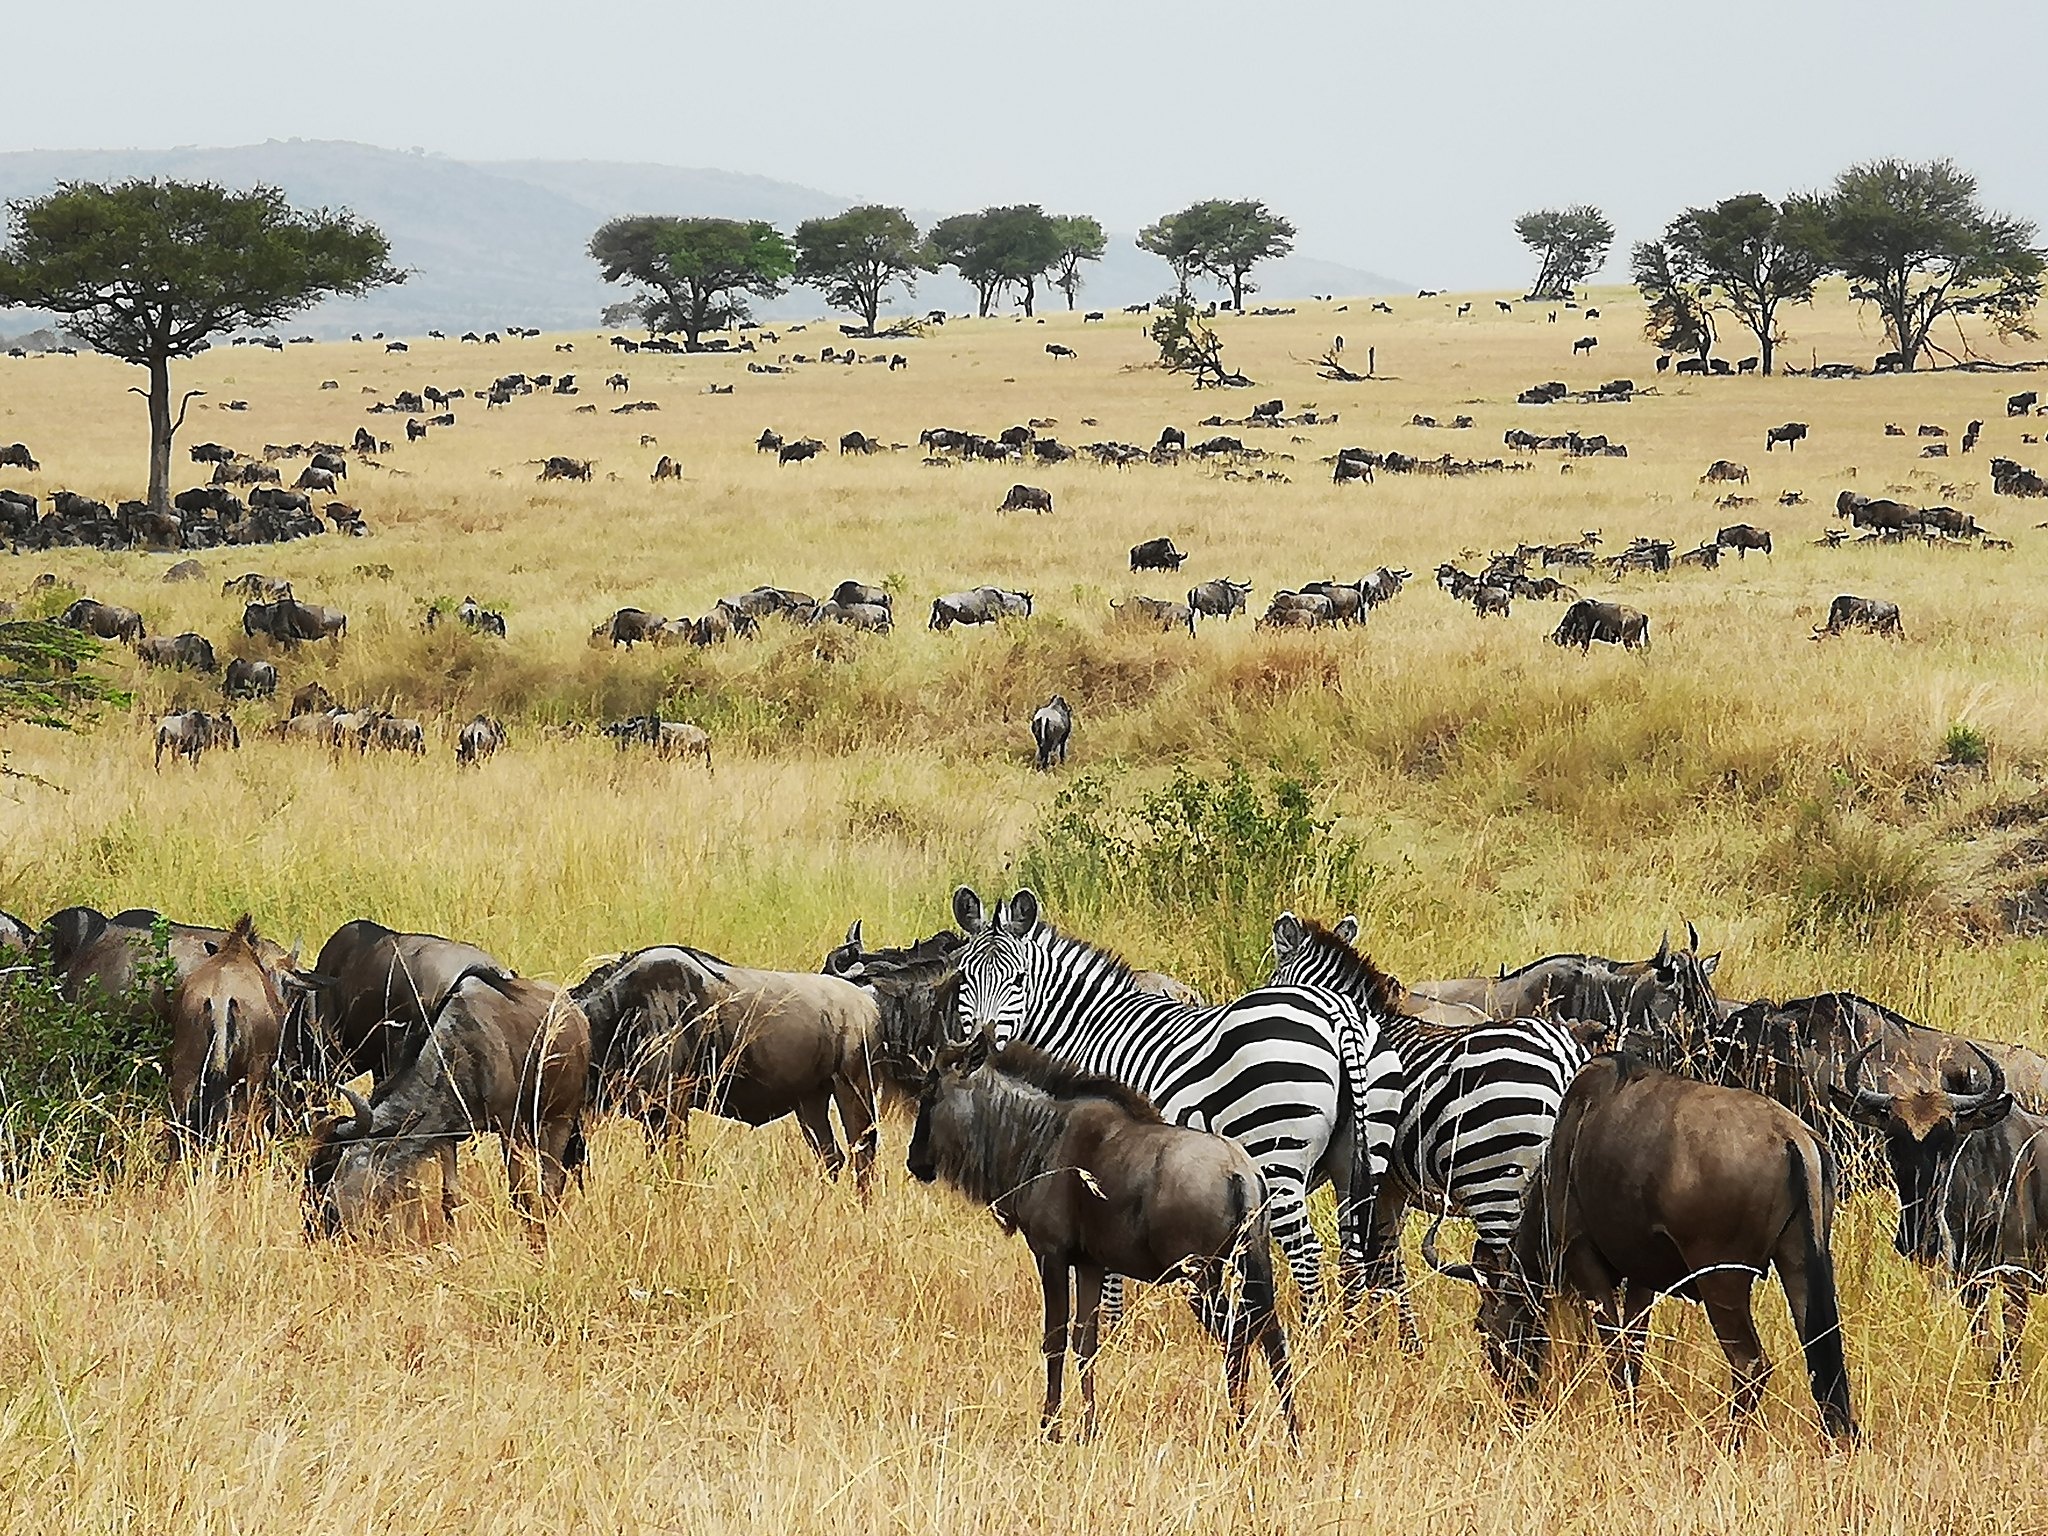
left=908, top=1034, right=1298, bottom=1442
left=303, top=971, right=590, bottom=1241
left=1031, top=694, right=1072, bottom=770
left=1425, top=1053, right=1857, bottom=1441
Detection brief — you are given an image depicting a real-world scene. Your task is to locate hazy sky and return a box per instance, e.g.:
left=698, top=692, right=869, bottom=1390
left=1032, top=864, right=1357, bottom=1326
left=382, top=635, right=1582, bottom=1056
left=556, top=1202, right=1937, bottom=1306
left=12, top=0, right=2046, bottom=289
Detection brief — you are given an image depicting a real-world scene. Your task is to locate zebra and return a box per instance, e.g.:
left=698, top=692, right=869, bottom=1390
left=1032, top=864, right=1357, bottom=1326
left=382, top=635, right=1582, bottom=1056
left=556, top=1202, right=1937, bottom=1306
left=951, top=886, right=1402, bottom=1319
left=1271, top=912, right=1592, bottom=1351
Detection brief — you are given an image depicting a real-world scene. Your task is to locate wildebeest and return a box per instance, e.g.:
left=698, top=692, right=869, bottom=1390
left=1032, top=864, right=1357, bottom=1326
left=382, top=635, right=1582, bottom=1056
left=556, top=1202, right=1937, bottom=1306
left=536, top=456, right=593, bottom=482
left=778, top=438, right=825, bottom=464
left=59, top=598, right=146, bottom=643
left=456, top=714, right=507, bottom=767
left=295, top=921, right=502, bottom=1087
left=998, top=484, right=1053, bottom=514
left=1129, top=536, right=1187, bottom=572
left=829, top=580, right=890, bottom=611
left=1427, top=1054, right=1857, bottom=1439
left=1045, top=343, right=1076, bottom=359
left=1031, top=695, right=1072, bottom=771
left=1716, top=524, right=1773, bottom=558
left=0, top=442, right=38, bottom=471
left=136, top=632, right=218, bottom=672
left=650, top=454, right=683, bottom=482
left=574, top=945, right=886, bottom=1188
left=1187, top=578, right=1252, bottom=624
left=1157, top=426, right=1187, bottom=452
left=293, top=466, right=339, bottom=494
left=1832, top=1044, right=2045, bottom=1379
left=53, top=907, right=289, bottom=1035
left=929, top=587, right=1032, bottom=630
left=1766, top=422, right=1809, bottom=453
left=908, top=1034, right=1298, bottom=1442
left=166, top=914, right=296, bottom=1154
left=603, top=715, right=713, bottom=770
left=304, top=972, right=590, bottom=1239
left=590, top=607, right=666, bottom=649
left=838, top=430, right=878, bottom=456
left=289, top=681, right=336, bottom=717
left=2007, top=391, right=2039, bottom=417
left=1813, top=595, right=1902, bottom=639
left=154, top=709, right=240, bottom=769
left=251, top=596, right=347, bottom=645
left=1572, top=336, right=1597, bottom=356
left=1110, top=594, right=1196, bottom=634
left=1551, top=599, right=1649, bottom=652
left=1701, top=460, right=1750, bottom=484
left=222, top=657, right=278, bottom=700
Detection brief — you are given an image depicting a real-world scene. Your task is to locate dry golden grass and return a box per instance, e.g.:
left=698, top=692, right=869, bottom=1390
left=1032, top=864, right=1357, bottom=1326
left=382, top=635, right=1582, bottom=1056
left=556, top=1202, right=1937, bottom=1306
left=6, top=283, right=2048, bottom=1531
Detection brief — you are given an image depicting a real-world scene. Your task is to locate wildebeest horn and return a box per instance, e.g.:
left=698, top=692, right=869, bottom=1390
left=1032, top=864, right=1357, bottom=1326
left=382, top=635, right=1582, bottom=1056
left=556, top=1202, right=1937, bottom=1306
left=1838, top=1041, right=1894, bottom=1124
left=845, top=917, right=863, bottom=949
left=1950, top=1042, right=2010, bottom=1125
left=1419, top=1209, right=1484, bottom=1286
left=337, top=1085, right=372, bottom=1139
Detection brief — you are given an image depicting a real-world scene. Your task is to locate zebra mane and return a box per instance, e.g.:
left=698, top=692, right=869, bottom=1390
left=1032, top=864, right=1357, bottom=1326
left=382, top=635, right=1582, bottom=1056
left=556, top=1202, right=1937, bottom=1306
left=990, top=1041, right=1165, bottom=1123
left=1035, top=921, right=1144, bottom=992
left=1292, top=917, right=1415, bottom=1019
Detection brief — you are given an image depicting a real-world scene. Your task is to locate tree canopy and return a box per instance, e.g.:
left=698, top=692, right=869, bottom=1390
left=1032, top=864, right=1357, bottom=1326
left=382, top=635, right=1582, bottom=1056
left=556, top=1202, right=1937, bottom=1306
left=1629, top=238, right=1717, bottom=362
left=0, top=180, right=398, bottom=512
left=589, top=215, right=793, bottom=344
left=1810, top=159, right=2043, bottom=369
left=1634, top=194, right=1825, bottom=375
left=793, top=205, right=930, bottom=334
left=1140, top=199, right=1295, bottom=310
left=1149, top=298, right=1251, bottom=388
left=1515, top=205, right=1615, bottom=301
left=1049, top=214, right=1107, bottom=311
left=928, top=206, right=1063, bottom=317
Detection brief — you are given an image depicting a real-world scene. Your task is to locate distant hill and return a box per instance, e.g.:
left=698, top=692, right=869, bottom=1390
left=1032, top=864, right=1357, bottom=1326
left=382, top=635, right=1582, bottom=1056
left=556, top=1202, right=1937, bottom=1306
left=0, top=141, right=1407, bottom=336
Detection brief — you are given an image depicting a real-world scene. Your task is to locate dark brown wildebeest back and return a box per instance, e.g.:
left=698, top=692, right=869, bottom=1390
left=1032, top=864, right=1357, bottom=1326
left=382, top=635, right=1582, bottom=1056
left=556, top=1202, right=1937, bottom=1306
left=304, top=971, right=589, bottom=1239
left=573, top=945, right=885, bottom=1191
left=1409, top=928, right=1720, bottom=1036
left=1814, top=595, right=1902, bottom=639
left=998, top=484, right=1053, bottom=514
left=0, top=909, right=31, bottom=955
left=1426, top=1053, right=1856, bottom=1439
left=1716, top=524, right=1772, bottom=557
left=1129, top=536, right=1186, bottom=572
left=908, top=1035, right=1298, bottom=1442
left=1550, top=598, right=1649, bottom=652
left=1031, top=695, right=1072, bottom=770
left=299, top=919, right=511, bottom=1086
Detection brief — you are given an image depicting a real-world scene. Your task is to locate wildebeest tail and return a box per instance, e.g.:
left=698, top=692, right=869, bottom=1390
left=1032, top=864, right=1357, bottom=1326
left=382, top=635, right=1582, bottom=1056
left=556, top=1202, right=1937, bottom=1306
left=1230, top=1170, right=1278, bottom=1323
left=1786, top=1136, right=1858, bottom=1439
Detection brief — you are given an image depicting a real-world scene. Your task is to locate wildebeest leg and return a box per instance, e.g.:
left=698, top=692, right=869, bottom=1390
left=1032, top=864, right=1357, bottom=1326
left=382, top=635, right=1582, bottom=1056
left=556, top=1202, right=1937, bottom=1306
left=1264, top=1172, right=1325, bottom=1322
left=439, top=1141, right=462, bottom=1226
left=792, top=1092, right=847, bottom=1180
left=1990, top=1275, right=2030, bottom=1383
left=1593, top=1283, right=1656, bottom=1404
left=1073, top=1264, right=1104, bottom=1442
left=1695, top=1269, right=1769, bottom=1428
left=829, top=1072, right=879, bottom=1197
left=1039, top=1254, right=1071, bottom=1440
left=1356, top=1187, right=1419, bottom=1351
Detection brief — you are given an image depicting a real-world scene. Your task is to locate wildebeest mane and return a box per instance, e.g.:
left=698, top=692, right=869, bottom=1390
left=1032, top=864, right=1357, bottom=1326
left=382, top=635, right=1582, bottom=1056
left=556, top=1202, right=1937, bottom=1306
left=990, top=1041, right=1164, bottom=1123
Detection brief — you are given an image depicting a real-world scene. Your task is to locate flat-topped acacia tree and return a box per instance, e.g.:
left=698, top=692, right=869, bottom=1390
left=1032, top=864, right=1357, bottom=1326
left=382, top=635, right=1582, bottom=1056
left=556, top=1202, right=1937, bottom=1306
left=0, top=180, right=399, bottom=513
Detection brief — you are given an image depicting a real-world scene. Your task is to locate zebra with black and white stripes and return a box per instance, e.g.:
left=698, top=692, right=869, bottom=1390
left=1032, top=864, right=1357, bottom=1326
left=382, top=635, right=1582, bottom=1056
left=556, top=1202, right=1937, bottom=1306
left=1271, top=912, right=1592, bottom=1351
left=952, top=887, right=1403, bottom=1318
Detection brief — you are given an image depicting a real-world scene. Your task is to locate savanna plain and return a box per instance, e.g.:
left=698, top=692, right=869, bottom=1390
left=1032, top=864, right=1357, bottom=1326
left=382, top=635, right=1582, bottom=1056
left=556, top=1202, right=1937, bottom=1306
left=7, top=287, right=2048, bottom=1533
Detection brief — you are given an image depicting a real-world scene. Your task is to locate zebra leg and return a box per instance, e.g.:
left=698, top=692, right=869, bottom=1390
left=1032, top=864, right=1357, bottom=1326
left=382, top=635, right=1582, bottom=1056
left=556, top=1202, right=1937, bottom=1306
left=1264, top=1174, right=1326, bottom=1321
left=1097, top=1273, right=1125, bottom=1333
left=1359, top=1189, right=1420, bottom=1351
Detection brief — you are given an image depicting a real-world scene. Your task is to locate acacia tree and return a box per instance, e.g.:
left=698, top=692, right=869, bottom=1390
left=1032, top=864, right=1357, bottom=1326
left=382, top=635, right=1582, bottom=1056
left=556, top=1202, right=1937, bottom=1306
left=1141, top=199, right=1295, bottom=310
left=929, top=206, right=1063, bottom=316
left=1515, top=205, right=1615, bottom=300
left=793, top=205, right=930, bottom=334
left=1049, top=214, right=1107, bottom=310
left=1630, top=239, right=1716, bottom=363
left=1149, top=299, right=1251, bottom=388
left=1137, top=211, right=1203, bottom=300
left=589, top=215, right=793, bottom=345
left=929, top=211, right=1009, bottom=316
left=1813, top=159, right=2043, bottom=369
left=1636, top=194, right=1825, bottom=375
left=0, top=181, right=398, bottom=514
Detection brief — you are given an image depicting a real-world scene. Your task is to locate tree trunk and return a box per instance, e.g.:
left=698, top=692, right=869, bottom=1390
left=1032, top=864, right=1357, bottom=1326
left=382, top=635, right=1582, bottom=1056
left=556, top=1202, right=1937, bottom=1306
left=1022, top=276, right=1036, bottom=318
left=146, top=354, right=173, bottom=516
left=1758, top=301, right=1774, bottom=377
left=862, top=286, right=880, bottom=335
left=1761, top=332, right=1774, bottom=377
left=1231, top=271, right=1246, bottom=311
left=1063, top=276, right=1077, bottom=311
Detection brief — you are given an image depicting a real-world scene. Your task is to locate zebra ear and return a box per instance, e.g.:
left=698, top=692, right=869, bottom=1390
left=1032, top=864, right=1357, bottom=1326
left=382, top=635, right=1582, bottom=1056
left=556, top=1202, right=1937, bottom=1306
left=1335, top=915, right=1360, bottom=946
left=1273, top=913, right=1303, bottom=957
left=1005, top=889, right=1040, bottom=935
left=952, top=887, right=985, bottom=935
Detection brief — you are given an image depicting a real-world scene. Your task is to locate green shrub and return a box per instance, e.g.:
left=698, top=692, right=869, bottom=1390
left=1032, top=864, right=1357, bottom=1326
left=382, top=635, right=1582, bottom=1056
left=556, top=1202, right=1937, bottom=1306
left=1943, top=720, right=1989, bottom=766
left=1759, top=799, right=1938, bottom=941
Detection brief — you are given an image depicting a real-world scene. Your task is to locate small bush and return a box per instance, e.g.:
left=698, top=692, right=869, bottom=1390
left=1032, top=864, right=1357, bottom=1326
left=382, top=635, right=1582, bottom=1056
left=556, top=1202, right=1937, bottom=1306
left=0, top=959, right=168, bottom=1188
left=1943, top=721, right=1989, bottom=766
left=1758, top=799, right=1939, bottom=941
left=1019, top=764, right=1373, bottom=982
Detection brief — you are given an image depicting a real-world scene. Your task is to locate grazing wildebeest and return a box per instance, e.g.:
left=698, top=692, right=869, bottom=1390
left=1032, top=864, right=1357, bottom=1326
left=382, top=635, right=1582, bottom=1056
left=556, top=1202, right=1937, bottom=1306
left=136, top=632, right=218, bottom=672
left=1813, top=595, right=1902, bottom=640
left=1045, top=343, right=1076, bottom=359
left=590, top=607, right=666, bottom=649
left=829, top=580, right=890, bottom=611
left=1157, top=426, right=1187, bottom=452
left=1832, top=1044, right=2047, bottom=1379
left=1426, top=1053, right=1857, bottom=1439
left=289, top=681, right=336, bottom=717
left=1111, top=594, right=1196, bottom=634
left=219, top=656, right=278, bottom=702
left=456, top=714, right=507, bottom=767
left=1187, top=578, right=1252, bottom=624
left=1716, top=524, right=1773, bottom=558
left=778, top=438, right=825, bottom=464
left=59, top=598, right=146, bottom=643
left=1701, top=459, right=1749, bottom=484
left=1129, top=536, right=1187, bottom=572
left=304, top=972, right=590, bottom=1240
left=294, top=466, right=339, bottom=493
left=1551, top=599, right=1650, bottom=652
left=929, top=587, right=1031, bottom=630
left=574, top=945, right=886, bottom=1189
left=0, top=442, right=38, bottom=471
left=1031, top=695, right=1072, bottom=770
left=602, top=715, right=714, bottom=770
left=1766, top=422, right=1809, bottom=453
left=998, top=483, right=1053, bottom=514
left=839, top=430, right=878, bottom=456
left=2008, top=391, right=2039, bottom=418
left=650, top=454, right=682, bottom=482
left=154, top=709, right=240, bottom=769
left=537, top=456, right=593, bottom=482
left=258, top=597, right=347, bottom=645
left=909, top=1034, right=1298, bottom=1442
left=166, top=914, right=297, bottom=1155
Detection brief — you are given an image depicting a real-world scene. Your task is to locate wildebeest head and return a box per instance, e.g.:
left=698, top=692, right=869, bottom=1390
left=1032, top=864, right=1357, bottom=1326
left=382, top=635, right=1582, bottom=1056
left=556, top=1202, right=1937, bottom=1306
left=301, top=1085, right=401, bottom=1239
left=1419, top=1203, right=1550, bottom=1400
left=1831, top=1040, right=2011, bottom=1262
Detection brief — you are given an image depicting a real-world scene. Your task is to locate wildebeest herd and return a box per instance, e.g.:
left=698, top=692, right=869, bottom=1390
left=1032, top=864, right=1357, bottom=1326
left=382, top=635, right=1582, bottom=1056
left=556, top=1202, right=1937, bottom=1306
left=7, top=884, right=2045, bottom=1443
